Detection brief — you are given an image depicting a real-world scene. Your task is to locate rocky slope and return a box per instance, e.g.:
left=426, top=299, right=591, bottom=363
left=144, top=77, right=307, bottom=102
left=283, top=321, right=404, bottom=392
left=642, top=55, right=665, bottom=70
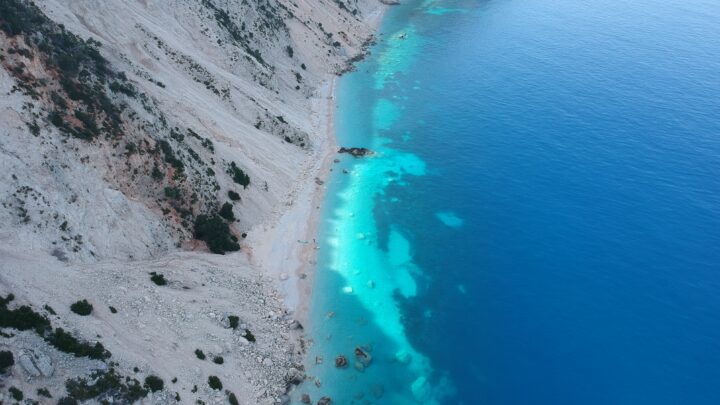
left=0, top=0, right=384, bottom=403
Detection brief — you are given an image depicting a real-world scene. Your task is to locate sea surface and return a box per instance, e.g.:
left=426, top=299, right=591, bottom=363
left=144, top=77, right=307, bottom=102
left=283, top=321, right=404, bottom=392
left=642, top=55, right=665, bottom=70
left=299, top=0, right=720, bottom=403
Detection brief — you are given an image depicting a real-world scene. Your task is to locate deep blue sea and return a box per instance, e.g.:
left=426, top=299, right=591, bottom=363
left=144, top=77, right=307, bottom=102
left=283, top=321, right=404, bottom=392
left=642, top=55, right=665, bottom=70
left=299, top=0, right=720, bottom=404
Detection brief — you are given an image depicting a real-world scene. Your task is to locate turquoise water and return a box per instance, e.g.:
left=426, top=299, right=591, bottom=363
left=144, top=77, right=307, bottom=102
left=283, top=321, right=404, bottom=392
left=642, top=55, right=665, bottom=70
left=300, top=0, right=720, bottom=403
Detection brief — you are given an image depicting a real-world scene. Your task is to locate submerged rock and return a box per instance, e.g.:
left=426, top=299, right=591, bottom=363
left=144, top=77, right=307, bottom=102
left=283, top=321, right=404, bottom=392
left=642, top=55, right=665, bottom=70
left=317, top=397, right=332, bottom=405
left=354, top=346, right=372, bottom=367
left=338, top=147, right=374, bottom=158
left=301, top=393, right=311, bottom=404
left=335, top=355, right=348, bottom=368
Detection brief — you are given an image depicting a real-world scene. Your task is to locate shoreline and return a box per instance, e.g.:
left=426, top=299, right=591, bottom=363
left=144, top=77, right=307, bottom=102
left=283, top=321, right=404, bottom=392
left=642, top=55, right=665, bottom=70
left=249, top=4, right=390, bottom=326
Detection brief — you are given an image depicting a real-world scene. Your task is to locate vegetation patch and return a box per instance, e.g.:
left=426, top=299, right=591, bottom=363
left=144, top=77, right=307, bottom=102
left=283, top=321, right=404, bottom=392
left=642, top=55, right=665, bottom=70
left=65, top=368, right=148, bottom=403
left=9, top=386, right=23, bottom=401
left=227, top=315, right=239, bottom=330
left=243, top=329, right=256, bottom=342
left=219, top=202, right=235, bottom=221
left=70, top=299, right=93, bottom=316
left=227, top=190, right=240, bottom=201
left=0, top=350, right=14, bottom=373
left=37, top=387, right=52, bottom=398
left=227, top=162, right=250, bottom=188
left=193, top=214, right=239, bottom=254
left=0, top=0, right=130, bottom=139
left=150, top=272, right=167, bottom=286
left=46, top=328, right=110, bottom=360
left=195, top=349, right=206, bottom=360
left=208, top=375, right=222, bottom=390
left=144, top=375, right=164, bottom=392
left=213, top=356, right=224, bottom=364
left=0, top=294, right=110, bottom=360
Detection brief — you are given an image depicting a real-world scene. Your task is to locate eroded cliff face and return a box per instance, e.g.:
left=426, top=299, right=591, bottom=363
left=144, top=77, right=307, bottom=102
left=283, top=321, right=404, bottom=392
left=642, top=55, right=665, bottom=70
left=0, top=0, right=384, bottom=403
left=0, top=0, right=377, bottom=262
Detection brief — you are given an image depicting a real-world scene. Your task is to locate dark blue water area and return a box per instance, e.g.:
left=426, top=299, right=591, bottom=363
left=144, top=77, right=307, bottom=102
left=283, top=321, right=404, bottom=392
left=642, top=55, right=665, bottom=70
left=368, top=0, right=720, bottom=403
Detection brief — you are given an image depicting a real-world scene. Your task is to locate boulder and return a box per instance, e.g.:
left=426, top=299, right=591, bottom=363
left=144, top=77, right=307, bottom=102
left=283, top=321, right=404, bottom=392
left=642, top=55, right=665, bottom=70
left=334, top=355, right=348, bottom=368
left=338, top=147, right=374, bottom=158
left=18, top=349, right=53, bottom=378
left=317, top=397, right=331, bottom=405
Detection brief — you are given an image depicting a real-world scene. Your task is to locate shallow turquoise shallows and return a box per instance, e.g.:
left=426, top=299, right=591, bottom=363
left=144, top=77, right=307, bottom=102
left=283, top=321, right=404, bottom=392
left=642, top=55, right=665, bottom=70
left=300, top=0, right=720, bottom=403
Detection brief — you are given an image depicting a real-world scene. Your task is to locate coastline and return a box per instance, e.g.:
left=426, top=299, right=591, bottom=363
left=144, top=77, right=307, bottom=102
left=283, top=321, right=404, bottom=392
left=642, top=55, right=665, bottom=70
left=247, top=76, right=338, bottom=325
left=249, top=4, right=390, bottom=325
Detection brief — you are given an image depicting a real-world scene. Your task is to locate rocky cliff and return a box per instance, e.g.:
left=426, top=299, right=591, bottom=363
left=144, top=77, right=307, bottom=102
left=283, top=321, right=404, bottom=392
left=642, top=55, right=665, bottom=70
left=0, top=0, right=384, bottom=403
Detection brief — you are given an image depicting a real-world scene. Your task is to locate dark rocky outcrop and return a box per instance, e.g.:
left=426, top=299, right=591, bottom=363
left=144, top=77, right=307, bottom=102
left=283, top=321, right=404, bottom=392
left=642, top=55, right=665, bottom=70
left=334, top=355, right=348, bottom=368
left=338, top=147, right=374, bottom=158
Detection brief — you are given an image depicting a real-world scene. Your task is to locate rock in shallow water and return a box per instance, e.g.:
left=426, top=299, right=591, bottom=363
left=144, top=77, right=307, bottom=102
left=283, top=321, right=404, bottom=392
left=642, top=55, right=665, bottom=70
left=338, top=147, right=374, bottom=158
left=334, top=355, right=348, bottom=368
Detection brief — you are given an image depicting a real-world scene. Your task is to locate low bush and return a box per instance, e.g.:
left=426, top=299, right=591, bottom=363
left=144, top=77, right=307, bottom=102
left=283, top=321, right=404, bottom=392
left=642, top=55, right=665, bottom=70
left=46, top=328, right=111, bottom=359
left=9, top=386, right=23, bottom=401
left=208, top=376, right=222, bottom=390
left=0, top=351, right=14, bottom=373
left=227, top=315, right=239, bottom=330
left=70, top=299, right=93, bottom=316
left=37, top=387, right=52, bottom=398
left=194, top=349, right=206, bottom=360
left=228, top=190, right=240, bottom=201
left=150, top=272, right=167, bottom=286
left=243, top=329, right=256, bottom=342
left=219, top=202, right=235, bottom=221
left=193, top=215, right=239, bottom=254
left=144, top=375, right=164, bottom=392
left=227, top=162, right=250, bottom=189
left=213, top=356, right=224, bottom=364
left=65, top=368, right=147, bottom=402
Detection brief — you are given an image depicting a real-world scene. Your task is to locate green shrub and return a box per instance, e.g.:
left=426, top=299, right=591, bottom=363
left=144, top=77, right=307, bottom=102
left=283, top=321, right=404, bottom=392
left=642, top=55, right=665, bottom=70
left=37, top=387, right=52, bottom=398
left=144, top=375, right=164, bottom=392
left=228, top=392, right=239, bottom=405
left=164, top=187, right=180, bottom=199
left=109, top=306, right=117, bottom=313
left=219, top=202, right=235, bottom=221
left=151, top=165, right=164, bottom=180
left=158, top=140, right=184, bottom=172
left=150, top=272, right=167, bottom=286
left=243, top=329, right=256, bottom=342
left=0, top=295, right=108, bottom=359
left=227, top=315, right=239, bottom=330
left=65, top=368, right=147, bottom=402
left=57, top=397, right=78, bottom=405
left=195, top=349, right=206, bottom=360
left=0, top=294, right=51, bottom=333
left=46, top=328, right=111, bottom=359
left=227, top=162, right=250, bottom=188
left=70, top=299, right=93, bottom=316
left=9, top=386, right=23, bottom=401
left=208, top=376, right=222, bottom=390
left=227, top=190, right=240, bottom=201
left=213, top=356, right=224, bottom=364
left=193, top=215, right=239, bottom=254
left=0, top=351, right=14, bottom=373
